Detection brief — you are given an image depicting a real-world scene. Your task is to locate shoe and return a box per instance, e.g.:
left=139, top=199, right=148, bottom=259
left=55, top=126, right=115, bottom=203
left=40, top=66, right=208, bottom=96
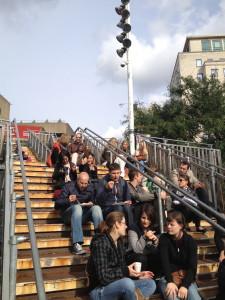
left=72, top=243, right=86, bottom=255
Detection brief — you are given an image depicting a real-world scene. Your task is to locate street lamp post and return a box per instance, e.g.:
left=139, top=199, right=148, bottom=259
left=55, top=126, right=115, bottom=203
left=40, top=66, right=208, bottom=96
left=115, top=0, right=135, bottom=155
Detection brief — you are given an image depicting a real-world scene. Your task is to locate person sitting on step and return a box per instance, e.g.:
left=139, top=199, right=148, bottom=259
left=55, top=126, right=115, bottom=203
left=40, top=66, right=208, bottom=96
left=96, top=163, right=133, bottom=225
left=171, top=174, right=206, bottom=232
left=87, top=211, right=156, bottom=300
left=55, top=172, right=103, bottom=255
left=158, top=210, right=201, bottom=300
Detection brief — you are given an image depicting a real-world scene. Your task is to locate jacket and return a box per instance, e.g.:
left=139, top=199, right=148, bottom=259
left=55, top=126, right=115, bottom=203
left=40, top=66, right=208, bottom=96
left=170, top=168, right=199, bottom=186
left=128, top=182, right=155, bottom=204
left=159, top=232, right=197, bottom=288
left=54, top=181, right=94, bottom=212
left=87, top=233, right=129, bottom=290
left=96, top=174, right=130, bottom=207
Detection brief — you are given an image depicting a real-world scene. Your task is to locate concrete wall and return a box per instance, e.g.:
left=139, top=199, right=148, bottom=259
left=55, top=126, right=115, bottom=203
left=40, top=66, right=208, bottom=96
left=0, top=95, right=10, bottom=121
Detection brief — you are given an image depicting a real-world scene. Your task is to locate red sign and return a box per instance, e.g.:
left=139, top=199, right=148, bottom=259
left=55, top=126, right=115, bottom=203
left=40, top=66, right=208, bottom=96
left=12, top=125, right=42, bottom=138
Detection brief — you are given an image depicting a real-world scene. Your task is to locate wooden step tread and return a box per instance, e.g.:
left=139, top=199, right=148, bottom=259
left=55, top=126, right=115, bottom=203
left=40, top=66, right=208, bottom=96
left=14, top=166, right=54, bottom=172
left=17, top=237, right=92, bottom=250
left=15, top=177, right=53, bottom=183
left=15, top=172, right=53, bottom=178
left=14, top=184, right=53, bottom=191
left=16, top=211, right=60, bottom=220
left=15, top=223, right=94, bottom=233
left=16, top=200, right=54, bottom=209
left=15, top=192, right=54, bottom=199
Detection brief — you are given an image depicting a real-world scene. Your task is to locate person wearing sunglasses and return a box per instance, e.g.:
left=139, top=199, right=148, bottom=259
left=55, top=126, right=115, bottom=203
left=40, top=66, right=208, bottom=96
left=172, top=174, right=205, bottom=232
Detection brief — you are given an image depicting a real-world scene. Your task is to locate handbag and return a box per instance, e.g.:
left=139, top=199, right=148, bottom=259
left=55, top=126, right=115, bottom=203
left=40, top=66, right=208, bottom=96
left=171, top=269, right=187, bottom=287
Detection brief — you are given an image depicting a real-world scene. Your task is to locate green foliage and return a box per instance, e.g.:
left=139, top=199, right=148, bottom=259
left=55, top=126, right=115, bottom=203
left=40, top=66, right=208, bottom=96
left=129, top=76, right=225, bottom=161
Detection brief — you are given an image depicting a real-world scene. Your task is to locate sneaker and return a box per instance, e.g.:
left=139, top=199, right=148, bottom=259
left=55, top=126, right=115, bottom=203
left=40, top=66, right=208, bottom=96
left=72, top=243, right=86, bottom=255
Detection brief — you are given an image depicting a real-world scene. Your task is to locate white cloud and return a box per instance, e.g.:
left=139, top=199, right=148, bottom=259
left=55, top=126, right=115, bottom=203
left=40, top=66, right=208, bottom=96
left=97, top=0, right=225, bottom=105
left=103, top=125, right=126, bottom=139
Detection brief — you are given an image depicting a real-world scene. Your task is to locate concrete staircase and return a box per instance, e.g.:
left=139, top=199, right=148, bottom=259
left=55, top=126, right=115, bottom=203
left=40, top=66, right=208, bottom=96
left=14, top=147, right=219, bottom=299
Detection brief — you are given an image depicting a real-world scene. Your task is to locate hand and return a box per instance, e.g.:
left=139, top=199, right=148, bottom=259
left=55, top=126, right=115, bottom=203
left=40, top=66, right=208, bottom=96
left=178, top=286, right=188, bottom=299
left=160, top=190, right=167, bottom=200
left=165, top=282, right=178, bottom=299
left=194, top=182, right=204, bottom=189
left=128, top=263, right=140, bottom=278
left=107, top=181, right=114, bottom=189
left=69, top=195, right=77, bottom=203
left=139, top=271, right=154, bottom=279
left=124, top=200, right=132, bottom=206
left=219, top=250, right=225, bottom=263
left=145, top=230, right=157, bottom=242
left=81, top=157, right=87, bottom=165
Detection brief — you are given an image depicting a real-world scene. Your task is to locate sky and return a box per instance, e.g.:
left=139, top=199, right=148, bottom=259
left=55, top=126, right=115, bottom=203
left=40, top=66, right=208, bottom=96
left=0, top=0, right=225, bottom=138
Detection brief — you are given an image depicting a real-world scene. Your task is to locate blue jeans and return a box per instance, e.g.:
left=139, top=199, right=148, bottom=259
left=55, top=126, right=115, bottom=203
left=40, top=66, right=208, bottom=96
left=159, top=277, right=201, bottom=300
left=62, top=204, right=103, bottom=244
left=89, top=277, right=156, bottom=300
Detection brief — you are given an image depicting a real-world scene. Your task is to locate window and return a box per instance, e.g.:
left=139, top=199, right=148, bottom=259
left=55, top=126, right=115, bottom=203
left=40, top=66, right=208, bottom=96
left=212, top=39, right=222, bottom=51
left=197, top=73, right=203, bottom=80
left=202, top=39, right=211, bottom=52
left=211, top=69, right=218, bottom=78
left=196, top=59, right=202, bottom=67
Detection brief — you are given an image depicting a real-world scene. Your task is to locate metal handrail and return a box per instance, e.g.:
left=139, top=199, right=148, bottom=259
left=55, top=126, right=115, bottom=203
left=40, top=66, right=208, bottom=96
left=141, top=134, right=225, bottom=172
left=28, top=131, right=51, bottom=163
left=1, top=122, right=11, bottom=300
left=81, top=127, right=225, bottom=234
left=13, top=120, right=46, bottom=299
left=137, top=133, right=214, bottom=148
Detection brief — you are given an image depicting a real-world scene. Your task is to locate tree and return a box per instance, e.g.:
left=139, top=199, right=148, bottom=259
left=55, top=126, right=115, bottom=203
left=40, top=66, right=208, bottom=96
left=123, top=76, right=225, bottom=161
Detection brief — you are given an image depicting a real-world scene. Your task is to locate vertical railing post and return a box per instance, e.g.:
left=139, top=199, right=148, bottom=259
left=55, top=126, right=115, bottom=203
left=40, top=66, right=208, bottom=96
left=210, top=166, right=217, bottom=210
left=156, top=187, right=164, bottom=234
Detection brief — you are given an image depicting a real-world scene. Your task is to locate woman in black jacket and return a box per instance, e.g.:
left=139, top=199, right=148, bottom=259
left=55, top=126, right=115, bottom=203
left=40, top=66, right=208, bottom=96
left=158, top=210, right=201, bottom=300
left=87, top=211, right=156, bottom=300
left=126, top=203, right=160, bottom=276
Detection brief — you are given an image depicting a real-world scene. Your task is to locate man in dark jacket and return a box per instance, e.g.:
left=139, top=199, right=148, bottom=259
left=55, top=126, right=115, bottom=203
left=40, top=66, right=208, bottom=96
left=96, top=163, right=133, bottom=225
left=55, top=172, right=103, bottom=254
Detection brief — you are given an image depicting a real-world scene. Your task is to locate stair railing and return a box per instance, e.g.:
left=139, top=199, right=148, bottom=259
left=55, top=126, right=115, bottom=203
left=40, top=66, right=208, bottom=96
left=28, top=130, right=51, bottom=163
left=136, top=133, right=222, bottom=167
left=82, top=127, right=225, bottom=235
left=13, top=120, right=46, bottom=300
left=139, top=137, right=225, bottom=211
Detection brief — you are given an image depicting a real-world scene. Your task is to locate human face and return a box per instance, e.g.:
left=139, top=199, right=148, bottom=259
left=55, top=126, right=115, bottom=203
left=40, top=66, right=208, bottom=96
left=77, top=176, right=89, bottom=191
left=122, top=141, right=129, bottom=151
left=140, top=212, right=151, bottom=229
left=87, top=155, right=94, bottom=165
left=63, top=156, right=69, bottom=165
left=179, top=164, right=188, bottom=175
left=167, top=219, right=183, bottom=237
left=116, top=218, right=127, bottom=237
left=178, top=178, right=188, bottom=188
left=110, top=169, right=121, bottom=182
left=75, top=134, right=82, bottom=143
left=136, top=173, right=143, bottom=185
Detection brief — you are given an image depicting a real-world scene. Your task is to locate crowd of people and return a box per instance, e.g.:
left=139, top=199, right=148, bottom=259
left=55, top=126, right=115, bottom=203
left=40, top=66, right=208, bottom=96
left=48, top=132, right=225, bottom=300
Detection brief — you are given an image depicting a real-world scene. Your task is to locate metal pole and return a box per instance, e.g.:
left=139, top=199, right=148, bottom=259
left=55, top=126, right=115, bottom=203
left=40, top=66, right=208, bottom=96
left=156, top=188, right=164, bottom=234
left=126, top=3, right=135, bottom=156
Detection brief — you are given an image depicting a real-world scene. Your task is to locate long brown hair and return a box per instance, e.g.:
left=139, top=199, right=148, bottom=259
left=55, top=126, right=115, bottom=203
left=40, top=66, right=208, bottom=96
left=99, top=211, right=125, bottom=234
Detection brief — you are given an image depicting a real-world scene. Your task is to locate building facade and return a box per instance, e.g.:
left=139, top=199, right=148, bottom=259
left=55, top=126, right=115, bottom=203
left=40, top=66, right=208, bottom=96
left=170, top=35, right=225, bottom=88
left=0, top=95, right=10, bottom=121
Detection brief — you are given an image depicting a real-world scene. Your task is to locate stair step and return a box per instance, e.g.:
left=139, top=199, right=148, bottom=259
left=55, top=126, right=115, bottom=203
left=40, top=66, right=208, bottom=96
left=17, top=253, right=88, bottom=270
left=14, top=166, right=54, bottom=172
left=16, top=274, right=88, bottom=295
left=16, top=211, right=60, bottom=220
left=197, top=259, right=219, bottom=274
left=17, top=237, right=92, bottom=250
left=15, top=192, right=54, bottom=199
left=15, top=171, right=53, bottom=178
left=16, top=200, right=54, bottom=209
left=15, top=177, right=53, bottom=183
left=14, top=161, right=47, bottom=167
left=14, top=184, right=53, bottom=191
left=15, top=223, right=94, bottom=233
